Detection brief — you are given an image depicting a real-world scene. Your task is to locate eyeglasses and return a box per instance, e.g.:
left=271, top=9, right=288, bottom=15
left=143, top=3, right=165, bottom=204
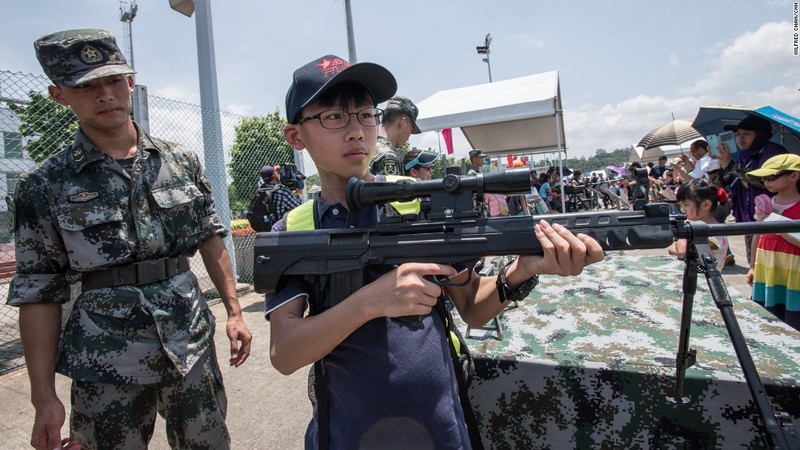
left=297, top=108, right=383, bottom=129
left=762, top=171, right=792, bottom=182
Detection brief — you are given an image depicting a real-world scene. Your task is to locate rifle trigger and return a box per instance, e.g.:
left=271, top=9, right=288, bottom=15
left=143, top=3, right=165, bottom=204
left=362, top=254, right=382, bottom=264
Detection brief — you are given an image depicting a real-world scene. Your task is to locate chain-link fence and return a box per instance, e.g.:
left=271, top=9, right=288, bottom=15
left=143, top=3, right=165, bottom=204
left=0, top=69, right=317, bottom=373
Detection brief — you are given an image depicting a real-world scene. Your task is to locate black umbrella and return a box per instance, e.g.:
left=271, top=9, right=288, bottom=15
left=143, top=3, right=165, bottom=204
left=637, top=119, right=703, bottom=150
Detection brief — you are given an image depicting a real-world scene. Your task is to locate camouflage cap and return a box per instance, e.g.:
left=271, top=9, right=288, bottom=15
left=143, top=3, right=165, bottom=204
left=385, top=95, right=422, bottom=134
left=34, top=28, right=135, bottom=87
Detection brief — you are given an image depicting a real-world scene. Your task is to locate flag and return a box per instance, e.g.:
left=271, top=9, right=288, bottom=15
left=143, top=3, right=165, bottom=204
left=441, top=128, right=454, bottom=155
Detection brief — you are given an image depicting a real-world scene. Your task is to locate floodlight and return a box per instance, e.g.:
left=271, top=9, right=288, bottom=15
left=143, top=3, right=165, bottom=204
left=169, top=0, right=195, bottom=17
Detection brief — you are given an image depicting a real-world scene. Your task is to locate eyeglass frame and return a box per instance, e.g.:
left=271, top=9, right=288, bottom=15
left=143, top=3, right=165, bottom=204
left=296, top=107, right=384, bottom=129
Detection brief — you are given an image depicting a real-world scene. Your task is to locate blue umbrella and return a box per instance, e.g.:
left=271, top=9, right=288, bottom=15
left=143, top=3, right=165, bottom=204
left=753, top=106, right=800, bottom=153
left=691, top=105, right=800, bottom=153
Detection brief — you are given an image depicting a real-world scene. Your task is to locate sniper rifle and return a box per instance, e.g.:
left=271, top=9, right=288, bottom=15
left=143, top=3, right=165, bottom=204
left=253, top=168, right=800, bottom=448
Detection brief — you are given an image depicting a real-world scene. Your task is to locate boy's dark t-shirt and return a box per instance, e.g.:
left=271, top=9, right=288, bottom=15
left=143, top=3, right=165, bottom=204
left=264, top=192, right=471, bottom=449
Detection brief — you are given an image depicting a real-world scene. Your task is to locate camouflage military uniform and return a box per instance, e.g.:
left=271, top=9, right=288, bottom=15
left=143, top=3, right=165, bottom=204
left=7, top=124, right=230, bottom=449
left=370, top=136, right=403, bottom=176
left=456, top=253, right=800, bottom=448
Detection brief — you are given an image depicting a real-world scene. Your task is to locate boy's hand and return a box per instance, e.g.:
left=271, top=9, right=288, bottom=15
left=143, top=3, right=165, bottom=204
left=517, top=220, right=604, bottom=277
left=370, top=263, right=456, bottom=319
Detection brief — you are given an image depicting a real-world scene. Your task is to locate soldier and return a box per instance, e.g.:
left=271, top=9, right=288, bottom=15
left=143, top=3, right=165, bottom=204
left=369, top=95, right=422, bottom=176
left=467, top=149, right=486, bottom=175
left=7, top=29, right=251, bottom=449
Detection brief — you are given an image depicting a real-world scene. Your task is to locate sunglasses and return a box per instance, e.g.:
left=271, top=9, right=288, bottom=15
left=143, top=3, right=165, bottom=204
left=762, top=171, right=793, bottom=182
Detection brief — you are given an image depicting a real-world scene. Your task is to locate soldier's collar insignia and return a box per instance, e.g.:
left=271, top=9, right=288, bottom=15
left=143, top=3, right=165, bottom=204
left=79, top=44, right=104, bottom=65
left=72, top=145, right=86, bottom=164
left=69, top=192, right=99, bottom=203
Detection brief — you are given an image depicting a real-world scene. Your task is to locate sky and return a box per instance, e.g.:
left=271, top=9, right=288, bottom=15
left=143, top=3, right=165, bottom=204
left=1, top=0, right=799, bottom=160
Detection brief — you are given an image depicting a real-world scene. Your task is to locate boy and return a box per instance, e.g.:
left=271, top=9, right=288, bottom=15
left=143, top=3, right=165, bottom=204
left=266, top=54, right=604, bottom=449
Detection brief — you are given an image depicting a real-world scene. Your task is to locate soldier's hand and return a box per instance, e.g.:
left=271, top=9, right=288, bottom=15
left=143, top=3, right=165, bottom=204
left=226, top=315, right=252, bottom=367
left=518, top=220, right=604, bottom=276
left=30, top=398, right=66, bottom=450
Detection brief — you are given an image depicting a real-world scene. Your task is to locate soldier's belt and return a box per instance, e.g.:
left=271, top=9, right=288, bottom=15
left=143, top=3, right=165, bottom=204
left=82, top=256, right=190, bottom=290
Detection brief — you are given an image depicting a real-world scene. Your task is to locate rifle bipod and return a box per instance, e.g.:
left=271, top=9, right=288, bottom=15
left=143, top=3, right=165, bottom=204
left=673, top=221, right=800, bottom=450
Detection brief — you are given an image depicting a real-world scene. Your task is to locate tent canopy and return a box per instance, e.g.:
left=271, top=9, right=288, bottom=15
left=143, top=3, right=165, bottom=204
left=414, top=71, right=565, bottom=155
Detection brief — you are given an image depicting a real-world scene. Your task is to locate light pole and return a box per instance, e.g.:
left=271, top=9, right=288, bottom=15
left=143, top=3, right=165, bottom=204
left=475, top=33, right=493, bottom=83
left=119, top=1, right=138, bottom=69
left=120, top=1, right=149, bottom=132
left=343, top=0, right=357, bottom=63
left=168, top=0, right=235, bottom=271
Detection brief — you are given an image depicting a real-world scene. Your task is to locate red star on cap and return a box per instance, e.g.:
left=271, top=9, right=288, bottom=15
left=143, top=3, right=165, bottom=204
left=317, top=57, right=350, bottom=78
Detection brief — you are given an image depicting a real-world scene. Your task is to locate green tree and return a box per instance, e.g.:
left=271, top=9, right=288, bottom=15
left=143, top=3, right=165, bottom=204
left=8, top=91, right=79, bottom=164
left=228, top=109, right=294, bottom=211
left=531, top=148, right=630, bottom=175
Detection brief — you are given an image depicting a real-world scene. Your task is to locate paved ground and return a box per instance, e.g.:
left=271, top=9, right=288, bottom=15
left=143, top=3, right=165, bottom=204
left=0, top=290, right=310, bottom=450
left=0, top=234, right=755, bottom=449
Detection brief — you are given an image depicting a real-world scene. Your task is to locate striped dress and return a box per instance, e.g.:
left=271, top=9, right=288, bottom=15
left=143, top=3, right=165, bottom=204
left=752, top=201, right=800, bottom=331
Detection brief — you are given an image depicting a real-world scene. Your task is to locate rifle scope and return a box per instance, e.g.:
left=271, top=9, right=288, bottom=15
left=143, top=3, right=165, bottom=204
left=346, top=167, right=532, bottom=211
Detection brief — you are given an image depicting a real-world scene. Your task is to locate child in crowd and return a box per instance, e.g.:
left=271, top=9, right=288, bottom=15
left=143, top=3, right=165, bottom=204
left=538, top=173, right=553, bottom=210
left=668, top=179, right=729, bottom=271
left=746, top=154, right=800, bottom=331
left=658, top=170, right=680, bottom=203
left=264, top=54, right=605, bottom=449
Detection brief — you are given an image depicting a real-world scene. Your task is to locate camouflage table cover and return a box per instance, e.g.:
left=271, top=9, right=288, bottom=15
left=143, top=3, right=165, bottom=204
left=457, top=252, right=800, bottom=449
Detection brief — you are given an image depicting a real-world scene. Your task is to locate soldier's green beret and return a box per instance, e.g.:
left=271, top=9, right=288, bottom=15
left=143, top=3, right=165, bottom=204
left=34, top=28, right=135, bottom=87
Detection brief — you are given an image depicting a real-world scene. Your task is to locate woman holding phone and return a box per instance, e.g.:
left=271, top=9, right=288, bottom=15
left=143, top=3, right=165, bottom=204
left=713, top=115, right=788, bottom=263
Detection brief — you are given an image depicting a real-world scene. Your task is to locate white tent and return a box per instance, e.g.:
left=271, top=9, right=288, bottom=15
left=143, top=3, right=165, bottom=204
left=414, top=71, right=566, bottom=156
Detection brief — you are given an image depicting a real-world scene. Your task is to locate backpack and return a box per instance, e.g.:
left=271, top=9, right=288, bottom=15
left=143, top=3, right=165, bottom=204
left=246, top=184, right=280, bottom=232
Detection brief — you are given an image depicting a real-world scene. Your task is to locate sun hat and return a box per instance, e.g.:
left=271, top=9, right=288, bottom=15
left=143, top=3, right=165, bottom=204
left=746, top=153, right=800, bottom=177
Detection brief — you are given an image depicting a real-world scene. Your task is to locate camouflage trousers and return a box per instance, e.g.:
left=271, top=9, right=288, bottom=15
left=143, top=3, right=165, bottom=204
left=69, top=347, right=229, bottom=450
